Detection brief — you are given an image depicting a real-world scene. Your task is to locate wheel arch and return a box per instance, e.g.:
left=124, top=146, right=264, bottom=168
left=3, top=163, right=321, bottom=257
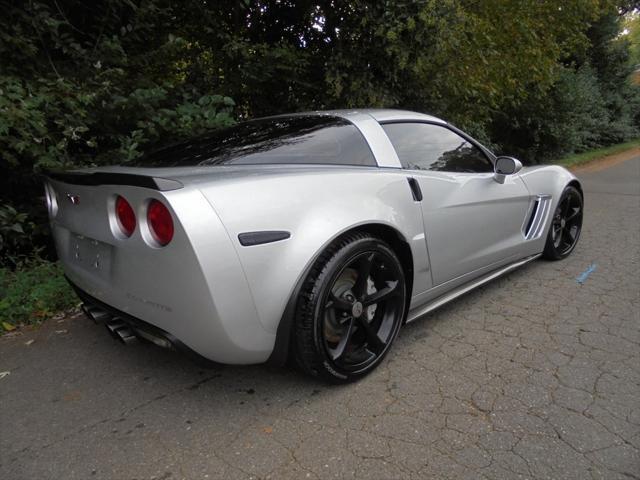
left=542, top=178, right=584, bottom=260
left=567, top=179, right=584, bottom=199
left=267, top=222, right=415, bottom=366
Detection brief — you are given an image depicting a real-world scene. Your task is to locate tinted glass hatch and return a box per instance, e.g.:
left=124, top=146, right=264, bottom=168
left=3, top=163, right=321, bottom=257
left=132, top=115, right=376, bottom=167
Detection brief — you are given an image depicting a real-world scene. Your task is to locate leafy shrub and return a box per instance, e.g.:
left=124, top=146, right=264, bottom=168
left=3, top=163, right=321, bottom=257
left=0, top=259, right=77, bottom=330
left=0, top=203, right=37, bottom=267
left=0, top=73, right=235, bottom=204
left=1, top=0, right=639, bottom=264
left=490, top=63, right=640, bottom=163
left=0, top=2, right=236, bottom=264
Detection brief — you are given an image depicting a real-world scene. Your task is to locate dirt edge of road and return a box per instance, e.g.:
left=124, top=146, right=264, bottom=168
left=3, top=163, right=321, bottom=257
left=569, top=146, right=640, bottom=173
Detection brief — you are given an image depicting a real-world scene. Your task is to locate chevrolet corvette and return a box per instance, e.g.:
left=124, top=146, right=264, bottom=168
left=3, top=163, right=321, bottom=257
left=45, top=109, right=583, bottom=382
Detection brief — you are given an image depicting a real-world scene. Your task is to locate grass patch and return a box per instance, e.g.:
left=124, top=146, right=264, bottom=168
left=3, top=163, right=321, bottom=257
left=0, top=259, right=78, bottom=332
left=554, top=138, right=640, bottom=167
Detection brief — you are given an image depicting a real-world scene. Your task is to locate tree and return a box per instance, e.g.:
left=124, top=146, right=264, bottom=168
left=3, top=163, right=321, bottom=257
left=625, top=11, right=640, bottom=68
left=0, top=1, right=235, bottom=213
left=0, top=0, right=638, bottom=263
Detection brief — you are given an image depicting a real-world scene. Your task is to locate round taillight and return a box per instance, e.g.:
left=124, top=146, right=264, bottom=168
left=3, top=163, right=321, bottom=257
left=115, top=195, right=136, bottom=237
left=147, top=200, right=174, bottom=246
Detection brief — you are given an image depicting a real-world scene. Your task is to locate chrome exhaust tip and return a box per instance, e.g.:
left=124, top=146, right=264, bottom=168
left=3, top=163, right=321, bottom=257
left=134, top=328, right=172, bottom=349
left=81, top=304, right=110, bottom=324
left=116, top=327, right=138, bottom=344
left=105, top=317, right=137, bottom=344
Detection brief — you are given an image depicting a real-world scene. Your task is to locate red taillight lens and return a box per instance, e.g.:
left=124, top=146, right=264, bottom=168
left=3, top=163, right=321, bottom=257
left=147, top=200, right=174, bottom=246
left=115, top=196, right=136, bottom=237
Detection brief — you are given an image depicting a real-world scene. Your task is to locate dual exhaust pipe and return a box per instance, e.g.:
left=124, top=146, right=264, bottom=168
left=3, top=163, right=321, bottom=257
left=81, top=304, right=161, bottom=346
left=105, top=318, right=137, bottom=344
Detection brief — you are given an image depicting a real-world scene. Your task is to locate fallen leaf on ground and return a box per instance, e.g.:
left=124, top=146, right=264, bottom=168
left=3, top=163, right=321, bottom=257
left=262, top=426, right=273, bottom=434
left=2, top=322, right=16, bottom=331
left=24, top=339, right=35, bottom=346
left=63, top=390, right=82, bottom=401
left=3, top=331, right=22, bottom=338
left=0, top=372, right=10, bottom=380
left=55, top=329, right=68, bottom=334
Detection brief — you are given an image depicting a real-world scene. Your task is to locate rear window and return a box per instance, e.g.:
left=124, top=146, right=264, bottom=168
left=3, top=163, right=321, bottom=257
left=132, top=115, right=376, bottom=167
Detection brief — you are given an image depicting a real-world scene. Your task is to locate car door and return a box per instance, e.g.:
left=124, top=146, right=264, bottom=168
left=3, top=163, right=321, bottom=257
left=382, top=122, right=532, bottom=286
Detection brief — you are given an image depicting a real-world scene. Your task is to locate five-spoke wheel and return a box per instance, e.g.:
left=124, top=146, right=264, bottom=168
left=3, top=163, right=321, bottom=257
left=543, top=185, right=583, bottom=260
left=293, top=233, right=406, bottom=383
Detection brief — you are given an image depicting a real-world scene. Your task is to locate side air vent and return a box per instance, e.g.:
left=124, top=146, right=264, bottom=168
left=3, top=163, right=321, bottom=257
left=524, top=195, right=552, bottom=240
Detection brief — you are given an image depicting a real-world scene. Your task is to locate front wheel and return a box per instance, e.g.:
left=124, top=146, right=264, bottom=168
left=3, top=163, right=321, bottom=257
left=542, top=185, right=583, bottom=260
left=292, top=233, right=407, bottom=383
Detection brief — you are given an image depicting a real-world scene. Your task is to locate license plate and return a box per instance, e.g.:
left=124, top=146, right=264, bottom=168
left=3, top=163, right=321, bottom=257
left=69, top=234, right=112, bottom=280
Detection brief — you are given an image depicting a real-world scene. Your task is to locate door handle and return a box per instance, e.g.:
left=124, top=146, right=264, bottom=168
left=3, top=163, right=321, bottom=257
left=407, top=177, right=423, bottom=202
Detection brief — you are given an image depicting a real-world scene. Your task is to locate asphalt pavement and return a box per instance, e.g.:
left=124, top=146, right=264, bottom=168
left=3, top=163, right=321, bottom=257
left=1, top=157, right=639, bottom=480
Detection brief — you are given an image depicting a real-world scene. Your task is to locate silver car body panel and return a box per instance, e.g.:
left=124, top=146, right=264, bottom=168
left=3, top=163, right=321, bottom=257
left=406, top=253, right=541, bottom=322
left=46, top=109, right=579, bottom=364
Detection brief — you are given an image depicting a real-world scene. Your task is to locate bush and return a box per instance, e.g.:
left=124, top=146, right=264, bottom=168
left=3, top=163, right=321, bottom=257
left=0, top=1, right=236, bottom=265
left=0, top=259, right=77, bottom=331
left=490, top=63, right=640, bottom=163
left=1, top=2, right=639, bottom=264
left=0, top=203, right=39, bottom=267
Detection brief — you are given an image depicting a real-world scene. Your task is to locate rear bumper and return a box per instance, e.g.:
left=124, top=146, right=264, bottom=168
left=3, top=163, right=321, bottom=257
left=69, top=278, right=276, bottom=365
left=68, top=275, right=276, bottom=365
left=48, top=180, right=277, bottom=365
left=71, top=279, right=211, bottom=363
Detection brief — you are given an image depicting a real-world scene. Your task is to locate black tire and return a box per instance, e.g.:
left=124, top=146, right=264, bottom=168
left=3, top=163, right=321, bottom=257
left=292, top=232, right=407, bottom=383
left=542, top=185, right=583, bottom=260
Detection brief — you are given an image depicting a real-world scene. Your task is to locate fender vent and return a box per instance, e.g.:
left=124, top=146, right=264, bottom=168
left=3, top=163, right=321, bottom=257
left=524, top=195, right=552, bottom=240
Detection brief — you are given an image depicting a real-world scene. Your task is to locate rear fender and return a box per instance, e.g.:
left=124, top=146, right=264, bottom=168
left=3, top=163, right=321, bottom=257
left=199, top=169, right=430, bottom=338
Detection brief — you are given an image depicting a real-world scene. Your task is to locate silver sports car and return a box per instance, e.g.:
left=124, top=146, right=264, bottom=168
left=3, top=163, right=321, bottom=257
left=45, top=109, right=583, bottom=382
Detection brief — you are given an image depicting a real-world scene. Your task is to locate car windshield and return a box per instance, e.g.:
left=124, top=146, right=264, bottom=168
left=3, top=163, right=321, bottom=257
left=131, top=115, right=376, bottom=167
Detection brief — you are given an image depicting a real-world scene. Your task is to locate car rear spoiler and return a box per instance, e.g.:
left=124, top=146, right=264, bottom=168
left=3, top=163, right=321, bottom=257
left=45, top=170, right=183, bottom=191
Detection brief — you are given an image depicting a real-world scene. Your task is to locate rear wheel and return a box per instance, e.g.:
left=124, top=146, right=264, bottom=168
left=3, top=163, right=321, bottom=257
left=543, top=185, right=583, bottom=260
left=292, top=233, right=407, bottom=383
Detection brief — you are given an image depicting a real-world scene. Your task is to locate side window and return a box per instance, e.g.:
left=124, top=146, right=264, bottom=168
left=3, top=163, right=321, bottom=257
left=382, top=123, right=493, bottom=173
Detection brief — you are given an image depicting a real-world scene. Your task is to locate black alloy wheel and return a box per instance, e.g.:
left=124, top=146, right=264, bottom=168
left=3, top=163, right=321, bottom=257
left=543, top=185, right=583, bottom=260
left=293, top=233, right=407, bottom=383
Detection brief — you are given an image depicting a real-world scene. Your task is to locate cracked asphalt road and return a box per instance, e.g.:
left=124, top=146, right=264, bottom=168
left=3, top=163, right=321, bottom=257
left=1, top=157, right=639, bottom=480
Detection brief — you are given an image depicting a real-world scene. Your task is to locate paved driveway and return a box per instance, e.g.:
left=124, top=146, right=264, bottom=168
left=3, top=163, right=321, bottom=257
left=1, top=158, right=639, bottom=480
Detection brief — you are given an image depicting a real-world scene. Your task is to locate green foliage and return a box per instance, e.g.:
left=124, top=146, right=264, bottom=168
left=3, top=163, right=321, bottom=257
left=489, top=6, right=640, bottom=162
left=0, top=0, right=639, bottom=266
left=490, top=66, right=614, bottom=161
left=318, top=0, right=604, bottom=131
left=0, top=0, right=235, bottom=226
left=0, top=0, right=639, bottom=326
left=0, top=203, right=38, bottom=266
left=0, top=259, right=77, bottom=330
left=626, top=13, right=640, bottom=66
